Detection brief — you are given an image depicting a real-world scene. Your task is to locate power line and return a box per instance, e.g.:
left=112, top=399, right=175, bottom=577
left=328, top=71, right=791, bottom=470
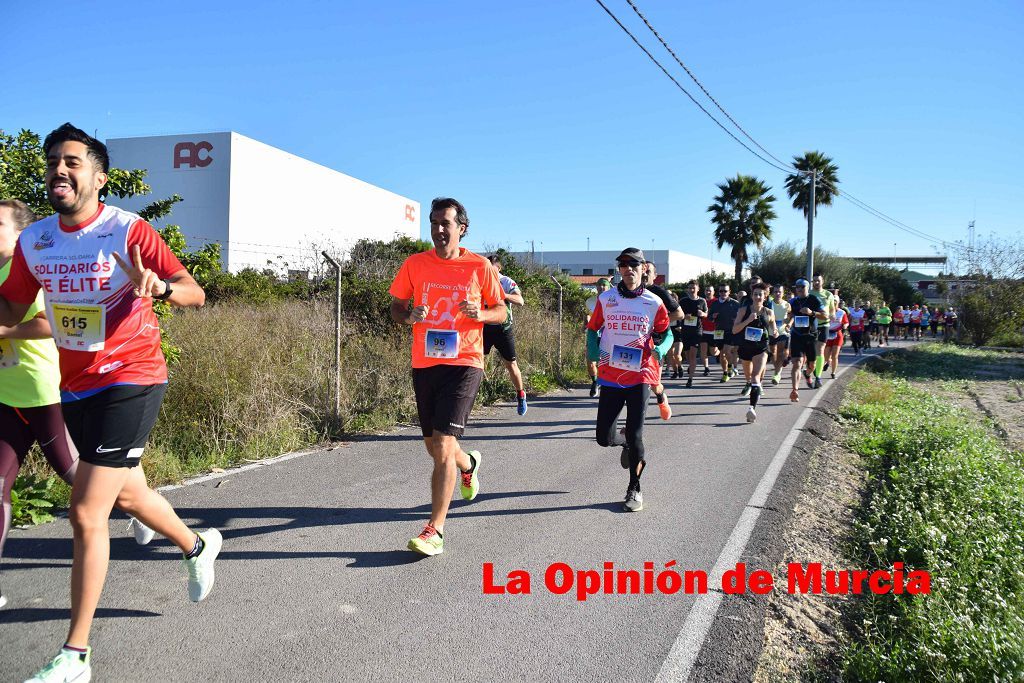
left=599, top=0, right=968, bottom=255
left=624, top=0, right=794, bottom=170
left=592, top=0, right=796, bottom=176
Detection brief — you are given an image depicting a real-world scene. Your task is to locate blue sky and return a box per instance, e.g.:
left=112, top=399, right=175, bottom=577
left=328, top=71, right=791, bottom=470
left=3, top=1, right=1021, bottom=273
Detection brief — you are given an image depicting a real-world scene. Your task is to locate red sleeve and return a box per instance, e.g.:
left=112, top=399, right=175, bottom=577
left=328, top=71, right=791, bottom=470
left=0, top=242, right=41, bottom=304
left=587, top=299, right=605, bottom=332
left=388, top=258, right=415, bottom=300
left=653, top=303, right=669, bottom=332
left=842, top=312, right=849, bottom=325
left=479, top=264, right=504, bottom=308
left=128, top=220, right=186, bottom=279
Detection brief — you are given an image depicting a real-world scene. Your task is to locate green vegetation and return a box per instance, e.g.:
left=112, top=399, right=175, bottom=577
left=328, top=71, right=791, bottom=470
left=838, top=345, right=1024, bottom=680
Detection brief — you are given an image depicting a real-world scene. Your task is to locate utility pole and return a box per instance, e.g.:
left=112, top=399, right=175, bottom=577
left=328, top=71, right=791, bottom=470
left=805, top=170, right=816, bottom=281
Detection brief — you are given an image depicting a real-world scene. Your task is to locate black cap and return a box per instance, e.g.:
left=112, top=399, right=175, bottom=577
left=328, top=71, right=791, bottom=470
left=615, top=247, right=646, bottom=264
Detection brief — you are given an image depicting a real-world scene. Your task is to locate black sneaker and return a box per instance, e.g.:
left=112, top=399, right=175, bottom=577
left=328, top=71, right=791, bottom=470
left=814, top=377, right=822, bottom=389
left=589, top=380, right=598, bottom=398
left=703, top=366, right=710, bottom=377
left=686, top=377, right=693, bottom=388
left=822, top=361, right=830, bottom=372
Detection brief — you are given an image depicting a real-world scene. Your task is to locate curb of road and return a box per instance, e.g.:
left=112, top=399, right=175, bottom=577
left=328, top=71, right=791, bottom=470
left=654, top=348, right=886, bottom=683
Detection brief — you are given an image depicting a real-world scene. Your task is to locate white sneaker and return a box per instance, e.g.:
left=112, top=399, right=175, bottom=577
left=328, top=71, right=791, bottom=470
left=24, top=647, right=91, bottom=683
left=746, top=407, right=757, bottom=423
left=0, top=594, right=7, bottom=609
left=127, top=517, right=156, bottom=546
left=623, top=487, right=643, bottom=512
left=184, top=528, right=222, bottom=602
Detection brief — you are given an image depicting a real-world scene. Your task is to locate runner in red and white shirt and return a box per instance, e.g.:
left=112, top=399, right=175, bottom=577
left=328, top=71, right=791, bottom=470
left=586, top=248, right=671, bottom=513
left=824, top=307, right=849, bottom=379
left=0, top=124, right=220, bottom=683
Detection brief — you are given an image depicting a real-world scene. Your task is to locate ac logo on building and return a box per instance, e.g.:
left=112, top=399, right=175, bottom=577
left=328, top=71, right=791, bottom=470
left=404, top=204, right=416, bottom=222
left=174, top=141, right=213, bottom=169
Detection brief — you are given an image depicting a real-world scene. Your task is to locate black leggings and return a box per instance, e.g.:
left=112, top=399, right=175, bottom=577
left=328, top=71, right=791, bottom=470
left=596, top=383, right=651, bottom=471
left=1, top=403, right=78, bottom=563
left=851, top=330, right=864, bottom=352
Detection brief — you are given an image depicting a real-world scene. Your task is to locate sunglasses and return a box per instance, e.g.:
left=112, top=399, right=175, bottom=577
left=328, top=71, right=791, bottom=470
left=617, top=260, right=642, bottom=268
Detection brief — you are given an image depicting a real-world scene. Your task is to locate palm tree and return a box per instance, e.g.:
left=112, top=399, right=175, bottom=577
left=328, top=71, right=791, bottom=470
left=707, top=175, right=777, bottom=283
left=785, top=151, right=840, bottom=218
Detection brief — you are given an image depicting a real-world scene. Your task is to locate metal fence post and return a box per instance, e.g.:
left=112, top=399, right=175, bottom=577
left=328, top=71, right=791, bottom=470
left=550, top=275, right=563, bottom=374
left=322, top=251, right=341, bottom=432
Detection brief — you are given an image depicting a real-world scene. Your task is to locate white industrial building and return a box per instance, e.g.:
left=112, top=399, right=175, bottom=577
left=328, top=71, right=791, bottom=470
left=106, top=132, right=419, bottom=273
left=509, top=250, right=735, bottom=285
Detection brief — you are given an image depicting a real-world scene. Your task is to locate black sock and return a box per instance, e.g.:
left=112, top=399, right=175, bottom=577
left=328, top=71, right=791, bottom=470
left=656, top=392, right=666, bottom=404
left=186, top=535, right=205, bottom=559
left=750, top=385, right=762, bottom=407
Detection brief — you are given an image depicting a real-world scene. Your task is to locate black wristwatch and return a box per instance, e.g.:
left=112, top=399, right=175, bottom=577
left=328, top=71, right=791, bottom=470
left=154, top=279, right=173, bottom=301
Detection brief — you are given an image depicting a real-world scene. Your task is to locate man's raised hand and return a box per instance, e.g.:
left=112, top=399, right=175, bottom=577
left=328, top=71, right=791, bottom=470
left=113, top=244, right=167, bottom=299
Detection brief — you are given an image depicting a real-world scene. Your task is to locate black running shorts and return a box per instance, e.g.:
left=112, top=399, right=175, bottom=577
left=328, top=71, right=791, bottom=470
left=483, top=324, right=517, bottom=362
left=738, top=342, right=769, bottom=361
left=413, top=365, right=484, bottom=438
left=771, top=334, right=790, bottom=346
left=790, top=335, right=817, bottom=362
left=63, top=384, right=167, bottom=468
left=683, top=332, right=702, bottom=351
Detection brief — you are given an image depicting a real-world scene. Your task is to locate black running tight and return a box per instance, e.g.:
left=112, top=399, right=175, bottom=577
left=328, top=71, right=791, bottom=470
left=851, top=331, right=864, bottom=352
left=1, top=403, right=78, bottom=561
left=595, top=383, right=650, bottom=470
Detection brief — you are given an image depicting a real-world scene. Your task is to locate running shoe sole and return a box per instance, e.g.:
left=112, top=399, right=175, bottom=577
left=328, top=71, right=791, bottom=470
left=746, top=408, right=757, bottom=423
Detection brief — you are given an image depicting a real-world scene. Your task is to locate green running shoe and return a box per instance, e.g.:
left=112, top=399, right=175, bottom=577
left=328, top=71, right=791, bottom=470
left=25, top=647, right=91, bottom=683
left=460, top=451, right=482, bottom=501
left=408, top=524, right=443, bottom=556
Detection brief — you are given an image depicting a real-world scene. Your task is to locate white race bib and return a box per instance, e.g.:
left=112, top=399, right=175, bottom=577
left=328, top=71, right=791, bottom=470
left=424, top=329, right=459, bottom=359
left=52, top=303, right=106, bottom=351
left=713, top=330, right=725, bottom=340
left=683, top=318, right=698, bottom=327
left=0, top=338, right=19, bottom=369
left=609, top=344, right=642, bottom=372
left=744, top=327, right=764, bottom=342
left=793, top=315, right=810, bottom=328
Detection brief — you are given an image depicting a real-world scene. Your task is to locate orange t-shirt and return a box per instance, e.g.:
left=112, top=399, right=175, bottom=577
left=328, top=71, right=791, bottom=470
left=389, top=248, right=504, bottom=369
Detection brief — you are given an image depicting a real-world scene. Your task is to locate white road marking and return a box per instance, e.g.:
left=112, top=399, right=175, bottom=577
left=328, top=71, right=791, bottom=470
left=655, top=349, right=880, bottom=682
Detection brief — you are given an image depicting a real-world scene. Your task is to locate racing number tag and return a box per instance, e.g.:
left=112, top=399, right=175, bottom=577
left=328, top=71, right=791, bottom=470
left=713, top=330, right=725, bottom=340
left=683, top=318, right=698, bottom=326
left=0, top=338, right=19, bottom=369
left=609, top=344, right=642, bottom=372
left=52, top=303, right=105, bottom=351
left=425, top=329, right=459, bottom=359
left=744, top=327, right=764, bottom=342
left=793, top=315, right=810, bottom=328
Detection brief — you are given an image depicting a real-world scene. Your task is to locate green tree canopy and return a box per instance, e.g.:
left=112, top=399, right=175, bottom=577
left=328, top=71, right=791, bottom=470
left=785, top=151, right=840, bottom=218
left=708, top=174, right=777, bottom=283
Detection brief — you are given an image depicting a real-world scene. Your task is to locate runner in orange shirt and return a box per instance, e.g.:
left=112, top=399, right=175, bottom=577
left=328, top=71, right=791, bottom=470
left=389, top=197, right=505, bottom=556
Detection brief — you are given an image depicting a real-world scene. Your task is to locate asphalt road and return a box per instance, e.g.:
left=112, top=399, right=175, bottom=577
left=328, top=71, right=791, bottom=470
left=1, top=343, right=897, bottom=682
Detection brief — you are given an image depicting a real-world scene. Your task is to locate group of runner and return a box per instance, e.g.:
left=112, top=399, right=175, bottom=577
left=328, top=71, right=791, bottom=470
left=1, top=125, right=958, bottom=682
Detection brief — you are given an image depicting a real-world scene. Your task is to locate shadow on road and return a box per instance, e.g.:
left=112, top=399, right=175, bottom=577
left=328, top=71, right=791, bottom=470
left=0, top=607, right=161, bottom=625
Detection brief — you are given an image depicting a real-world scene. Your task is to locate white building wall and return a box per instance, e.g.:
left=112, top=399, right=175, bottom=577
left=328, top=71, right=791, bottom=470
left=106, top=132, right=419, bottom=273
left=509, top=249, right=733, bottom=283
left=226, top=134, right=419, bottom=272
left=106, top=133, right=232, bottom=253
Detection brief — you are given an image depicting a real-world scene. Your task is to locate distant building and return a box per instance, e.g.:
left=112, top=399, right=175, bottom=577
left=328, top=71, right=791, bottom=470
left=508, top=250, right=735, bottom=287
left=106, top=132, right=419, bottom=272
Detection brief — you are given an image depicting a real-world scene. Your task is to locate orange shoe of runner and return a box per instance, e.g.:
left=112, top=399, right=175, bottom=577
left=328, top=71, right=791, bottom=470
left=658, top=399, right=672, bottom=420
